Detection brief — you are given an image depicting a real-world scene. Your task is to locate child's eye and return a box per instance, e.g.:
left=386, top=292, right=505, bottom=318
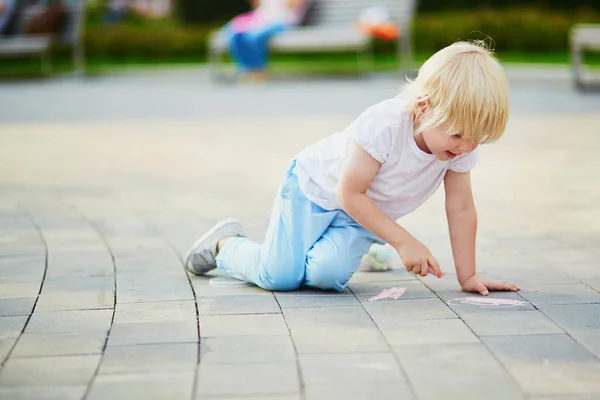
left=452, top=134, right=463, bottom=139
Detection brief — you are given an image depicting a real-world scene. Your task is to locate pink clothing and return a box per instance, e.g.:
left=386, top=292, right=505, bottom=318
left=231, top=0, right=309, bottom=33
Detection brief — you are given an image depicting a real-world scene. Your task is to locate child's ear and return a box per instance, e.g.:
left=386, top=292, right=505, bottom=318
left=415, top=98, right=429, bottom=119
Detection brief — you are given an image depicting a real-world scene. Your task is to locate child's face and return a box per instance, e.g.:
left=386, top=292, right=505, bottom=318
left=421, top=123, right=479, bottom=161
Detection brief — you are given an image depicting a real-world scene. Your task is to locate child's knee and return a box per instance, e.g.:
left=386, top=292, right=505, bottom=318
left=305, top=256, right=355, bottom=292
left=257, top=267, right=303, bottom=292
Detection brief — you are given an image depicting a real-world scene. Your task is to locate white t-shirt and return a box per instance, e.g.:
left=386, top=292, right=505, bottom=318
left=293, top=96, right=478, bottom=220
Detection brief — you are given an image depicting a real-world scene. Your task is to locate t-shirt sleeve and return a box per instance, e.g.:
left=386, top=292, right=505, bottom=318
left=348, top=102, right=396, bottom=164
left=449, top=148, right=479, bottom=173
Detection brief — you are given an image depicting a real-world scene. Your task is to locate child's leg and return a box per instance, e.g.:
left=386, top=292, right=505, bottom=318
left=305, top=212, right=383, bottom=292
left=245, top=23, right=287, bottom=71
left=215, top=161, right=337, bottom=291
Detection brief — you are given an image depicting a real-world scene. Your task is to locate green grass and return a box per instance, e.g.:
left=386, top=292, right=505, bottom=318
left=1, top=51, right=599, bottom=79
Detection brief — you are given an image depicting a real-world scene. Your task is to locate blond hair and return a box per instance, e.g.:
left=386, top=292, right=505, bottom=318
left=401, top=40, right=509, bottom=144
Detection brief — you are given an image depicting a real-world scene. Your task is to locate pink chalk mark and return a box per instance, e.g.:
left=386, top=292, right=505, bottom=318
left=449, top=296, right=528, bottom=308
left=368, top=287, right=406, bottom=302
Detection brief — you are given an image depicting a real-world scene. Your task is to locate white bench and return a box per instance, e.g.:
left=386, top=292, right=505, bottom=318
left=0, top=0, right=85, bottom=76
left=571, top=23, right=600, bottom=89
left=207, top=0, right=417, bottom=79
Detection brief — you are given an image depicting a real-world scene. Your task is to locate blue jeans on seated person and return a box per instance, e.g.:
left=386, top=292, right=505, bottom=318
left=215, top=160, right=383, bottom=292
left=225, top=23, right=287, bottom=72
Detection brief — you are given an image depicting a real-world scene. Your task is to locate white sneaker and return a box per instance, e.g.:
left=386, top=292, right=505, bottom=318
left=185, top=218, right=244, bottom=275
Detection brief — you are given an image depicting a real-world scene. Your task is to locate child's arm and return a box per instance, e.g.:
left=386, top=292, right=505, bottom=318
left=444, top=170, right=520, bottom=294
left=338, top=142, right=443, bottom=278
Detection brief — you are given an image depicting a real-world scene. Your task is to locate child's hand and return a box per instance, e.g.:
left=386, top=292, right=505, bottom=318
left=460, top=275, right=520, bottom=296
left=395, top=238, right=444, bottom=278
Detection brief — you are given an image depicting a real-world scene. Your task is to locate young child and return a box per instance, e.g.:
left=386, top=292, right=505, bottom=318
left=186, top=40, right=520, bottom=296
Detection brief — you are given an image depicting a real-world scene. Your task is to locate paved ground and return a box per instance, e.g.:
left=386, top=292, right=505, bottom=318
left=0, top=66, right=600, bottom=399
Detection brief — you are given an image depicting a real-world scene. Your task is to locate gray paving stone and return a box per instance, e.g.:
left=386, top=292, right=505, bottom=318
left=0, top=316, right=27, bottom=339
left=299, top=353, right=406, bottom=384
left=487, top=267, right=580, bottom=286
left=283, top=307, right=388, bottom=353
left=198, top=396, right=300, bottom=400
left=0, top=386, right=87, bottom=400
left=0, top=337, right=16, bottom=361
left=349, top=280, right=435, bottom=301
left=519, top=284, right=600, bottom=306
left=197, top=294, right=280, bottom=315
left=438, top=290, right=535, bottom=314
left=0, top=298, right=36, bottom=316
left=0, top=282, right=41, bottom=299
left=0, top=355, right=100, bottom=386
left=379, top=318, right=480, bottom=346
left=113, top=300, right=196, bottom=324
left=88, top=371, right=195, bottom=400
left=116, top=274, right=194, bottom=303
left=363, top=298, right=457, bottom=328
left=527, top=397, right=595, bottom=400
left=567, top=329, right=600, bottom=358
left=100, top=342, right=197, bottom=374
left=44, top=251, right=114, bottom=279
left=200, top=335, right=296, bottom=364
left=348, top=269, right=416, bottom=283
left=537, top=304, right=600, bottom=330
left=394, top=343, right=525, bottom=400
left=35, top=291, right=114, bottom=311
left=191, top=277, right=271, bottom=296
left=505, top=363, right=600, bottom=396
left=200, top=314, right=289, bottom=337
left=483, top=334, right=598, bottom=363
left=0, top=257, right=46, bottom=283
left=41, top=276, right=114, bottom=293
left=25, top=309, right=113, bottom=333
left=108, top=320, right=197, bottom=345
left=586, top=280, right=600, bottom=292
left=460, top=310, right=564, bottom=336
left=11, top=330, right=107, bottom=357
left=196, top=363, right=300, bottom=397
left=274, top=293, right=360, bottom=309
left=304, top=381, right=414, bottom=400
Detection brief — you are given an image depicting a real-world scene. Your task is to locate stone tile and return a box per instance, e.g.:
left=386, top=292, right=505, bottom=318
left=201, top=335, right=296, bottom=364
left=537, top=304, right=600, bottom=330
left=198, top=396, right=300, bottom=400
left=460, top=310, right=564, bottom=336
left=348, top=269, right=416, bottom=283
left=506, top=363, right=600, bottom=396
left=274, top=293, right=360, bottom=309
left=274, top=287, right=352, bottom=296
left=113, top=300, right=196, bottom=324
left=299, top=353, right=406, bottom=384
left=196, top=364, right=300, bottom=397
left=283, top=307, right=388, bottom=353
left=586, top=280, right=600, bottom=292
left=483, top=334, right=598, bottom=363
left=0, top=386, right=87, bottom=400
left=0, top=338, right=16, bottom=361
left=0, top=355, right=100, bottom=387
left=394, top=344, right=525, bottom=400
left=41, top=276, right=114, bottom=293
left=519, top=284, right=600, bottom=306
left=487, top=267, right=580, bottom=286
left=304, top=381, right=414, bottom=400
left=26, top=309, right=113, bottom=334
left=363, top=298, right=457, bottom=328
left=350, top=280, right=435, bottom=300
left=0, top=316, right=27, bottom=339
left=35, top=291, right=114, bottom=311
left=380, top=318, right=480, bottom=346
left=568, top=329, right=600, bottom=358
left=99, top=342, right=197, bottom=374
left=200, top=314, right=289, bottom=337
left=439, top=291, right=535, bottom=314
left=11, top=330, right=107, bottom=357
left=88, top=371, right=195, bottom=400
left=0, top=298, right=36, bottom=316
left=44, top=251, right=114, bottom=279
left=191, top=277, right=271, bottom=296
left=197, top=294, right=280, bottom=315
left=0, top=257, right=46, bottom=283
left=0, top=282, right=41, bottom=299
left=108, top=320, right=197, bottom=345
left=116, top=274, right=194, bottom=303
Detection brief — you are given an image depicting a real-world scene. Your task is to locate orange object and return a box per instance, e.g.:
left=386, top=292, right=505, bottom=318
left=358, top=21, right=400, bottom=41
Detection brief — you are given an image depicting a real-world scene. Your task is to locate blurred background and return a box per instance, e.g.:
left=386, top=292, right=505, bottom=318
left=0, top=0, right=599, bottom=80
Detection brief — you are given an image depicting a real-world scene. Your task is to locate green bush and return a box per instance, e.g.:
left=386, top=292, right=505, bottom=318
left=83, top=8, right=600, bottom=61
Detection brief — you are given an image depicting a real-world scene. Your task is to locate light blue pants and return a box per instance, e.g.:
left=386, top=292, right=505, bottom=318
left=225, top=23, right=287, bottom=72
left=216, top=160, right=383, bottom=292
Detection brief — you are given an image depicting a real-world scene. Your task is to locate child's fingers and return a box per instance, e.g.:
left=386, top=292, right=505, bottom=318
left=427, top=256, right=443, bottom=278
left=419, top=259, right=428, bottom=276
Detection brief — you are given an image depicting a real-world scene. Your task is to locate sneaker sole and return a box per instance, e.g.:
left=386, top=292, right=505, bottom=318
left=185, top=218, right=243, bottom=272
